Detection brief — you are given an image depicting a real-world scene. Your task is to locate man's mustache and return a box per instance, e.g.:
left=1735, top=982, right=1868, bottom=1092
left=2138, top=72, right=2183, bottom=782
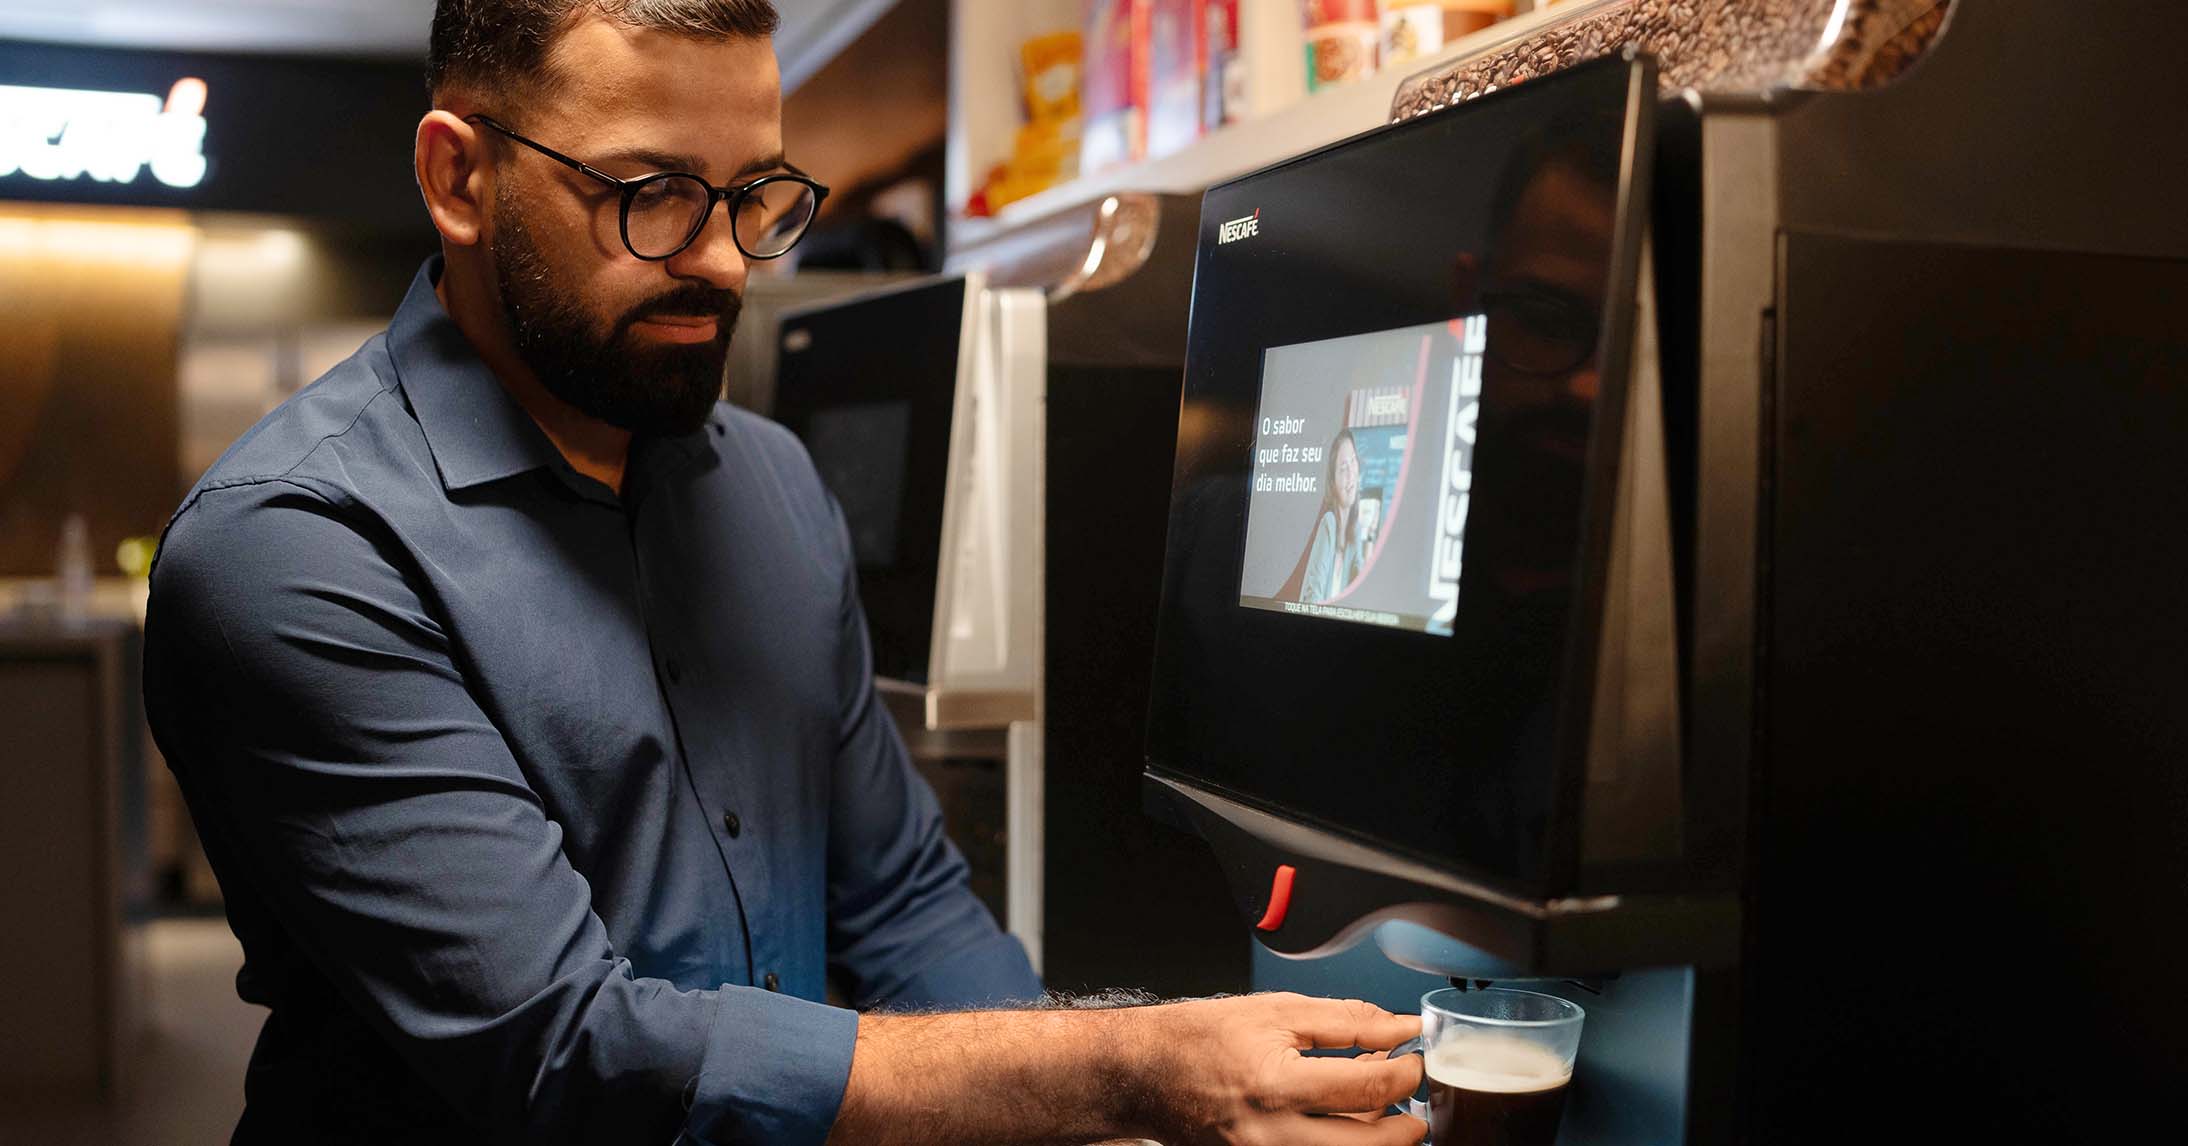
left=612, top=286, right=742, bottom=343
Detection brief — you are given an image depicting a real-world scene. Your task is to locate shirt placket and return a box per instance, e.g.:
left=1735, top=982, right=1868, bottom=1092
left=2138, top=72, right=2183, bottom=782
left=626, top=486, right=761, bottom=989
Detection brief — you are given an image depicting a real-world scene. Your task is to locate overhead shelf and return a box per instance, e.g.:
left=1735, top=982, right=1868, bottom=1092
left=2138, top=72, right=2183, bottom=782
left=947, top=0, right=1617, bottom=261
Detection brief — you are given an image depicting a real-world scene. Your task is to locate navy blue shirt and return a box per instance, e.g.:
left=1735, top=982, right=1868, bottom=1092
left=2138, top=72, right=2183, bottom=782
left=144, top=261, right=1039, bottom=1145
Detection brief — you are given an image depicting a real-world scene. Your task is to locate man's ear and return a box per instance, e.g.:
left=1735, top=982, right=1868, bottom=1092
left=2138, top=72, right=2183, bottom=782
left=417, top=110, right=492, bottom=248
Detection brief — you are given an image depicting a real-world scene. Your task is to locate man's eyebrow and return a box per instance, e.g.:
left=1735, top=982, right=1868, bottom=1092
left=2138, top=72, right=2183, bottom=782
left=595, top=146, right=808, bottom=183
left=595, top=145, right=710, bottom=174
left=736, top=152, right=808, bottom=179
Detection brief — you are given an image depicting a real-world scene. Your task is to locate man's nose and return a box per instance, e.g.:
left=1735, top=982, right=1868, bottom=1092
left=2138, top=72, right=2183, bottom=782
left=664, top=199, right=749, bottom=292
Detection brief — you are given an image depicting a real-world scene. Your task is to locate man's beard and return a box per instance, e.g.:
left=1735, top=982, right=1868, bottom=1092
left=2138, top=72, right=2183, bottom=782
left=490, top=198, right=740, bottom=436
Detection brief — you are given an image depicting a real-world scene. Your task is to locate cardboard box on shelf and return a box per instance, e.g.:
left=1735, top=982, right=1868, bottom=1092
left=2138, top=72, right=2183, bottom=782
left=1081, top=0, right=1144, bottom=174
left=1146, top=0, right=1202, bottom=157
left=1200, top=0, right=1244, bottom=132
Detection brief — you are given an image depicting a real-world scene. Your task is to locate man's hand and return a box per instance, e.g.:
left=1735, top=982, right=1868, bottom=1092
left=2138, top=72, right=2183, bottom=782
left=828, top=992, right=1424, bottom=1146
left=1129, top=993, right=1425, bottom=1146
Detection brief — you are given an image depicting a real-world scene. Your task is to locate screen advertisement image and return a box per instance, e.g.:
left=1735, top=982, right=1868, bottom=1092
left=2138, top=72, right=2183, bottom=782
left=1238, top=316, right=1486, bottom=636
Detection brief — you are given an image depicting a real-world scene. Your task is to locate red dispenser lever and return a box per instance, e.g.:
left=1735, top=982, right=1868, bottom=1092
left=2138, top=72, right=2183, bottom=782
left=1255, top=864, right=1297, bottom=931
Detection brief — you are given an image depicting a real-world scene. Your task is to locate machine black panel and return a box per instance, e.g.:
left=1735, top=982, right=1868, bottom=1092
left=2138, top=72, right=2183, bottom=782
left=1043, top=362, right=1248, bottom=997
left=1758, top=233, right=2188, bottom=1143
left=774, top=278, right=967, bottom=684
left=1146, top=57, right=1652, bottom=890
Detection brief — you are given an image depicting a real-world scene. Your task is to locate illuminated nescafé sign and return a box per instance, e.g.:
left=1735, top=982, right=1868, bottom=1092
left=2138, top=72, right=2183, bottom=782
left=0, top=78, right=211, bottom=189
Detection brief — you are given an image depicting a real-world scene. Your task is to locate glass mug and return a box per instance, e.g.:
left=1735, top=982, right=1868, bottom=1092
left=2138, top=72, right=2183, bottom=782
left=1389, top=987, right=1585, bottom=1146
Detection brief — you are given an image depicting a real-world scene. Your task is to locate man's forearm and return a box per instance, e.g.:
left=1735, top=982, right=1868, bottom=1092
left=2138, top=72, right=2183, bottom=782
left=828, top=1007, right=1157, bottom=1146
left=826, top=993, right=1427, bottom=1146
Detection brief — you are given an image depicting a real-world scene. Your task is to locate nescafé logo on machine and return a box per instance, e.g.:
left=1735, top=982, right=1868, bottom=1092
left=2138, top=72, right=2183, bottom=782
left=1218, top=208, right=1260, bottom=245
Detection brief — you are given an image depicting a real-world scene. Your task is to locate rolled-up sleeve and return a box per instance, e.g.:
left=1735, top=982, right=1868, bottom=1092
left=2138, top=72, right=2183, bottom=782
left=147, top=479, right=858, bottom=1146
left=819, top=499, right=1043, bottom=1011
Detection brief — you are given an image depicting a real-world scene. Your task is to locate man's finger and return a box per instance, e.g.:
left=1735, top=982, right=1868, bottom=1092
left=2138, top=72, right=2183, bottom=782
left=1284, top=1050, right=1425, bottom=1114
left=1285, top=1110, right=1430, bottom=1146
left=1325, top=1048, right=1405, bottom=1116
left=1285, top=997, right=1422, bottom=1050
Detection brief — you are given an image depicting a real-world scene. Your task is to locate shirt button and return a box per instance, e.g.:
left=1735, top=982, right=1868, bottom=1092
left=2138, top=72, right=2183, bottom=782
left=721, top=810, right=742, bottom=838
left=665, top=658, right=684, bottom=685
left=763, top=972, right=781, bottom=992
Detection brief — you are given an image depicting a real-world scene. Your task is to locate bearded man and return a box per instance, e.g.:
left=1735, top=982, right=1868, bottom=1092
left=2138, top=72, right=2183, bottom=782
left=142, top=2, right=1425, bottom=1143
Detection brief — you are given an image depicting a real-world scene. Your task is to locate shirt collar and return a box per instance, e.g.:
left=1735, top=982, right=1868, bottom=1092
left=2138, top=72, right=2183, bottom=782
left=390, top=257, right=728, bottom=498
left=389, top=257, right=569, bottom=493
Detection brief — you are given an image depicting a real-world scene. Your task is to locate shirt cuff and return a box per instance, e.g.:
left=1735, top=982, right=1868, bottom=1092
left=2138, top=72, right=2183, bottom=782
left=885, top=931, right=1044, bottom=1010
left=684, top=986, right=860, bottom=1146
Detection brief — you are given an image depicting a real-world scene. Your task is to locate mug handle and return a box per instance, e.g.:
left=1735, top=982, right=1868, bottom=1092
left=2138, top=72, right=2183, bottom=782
left=1386, top=1036, right=1432, bottom=1137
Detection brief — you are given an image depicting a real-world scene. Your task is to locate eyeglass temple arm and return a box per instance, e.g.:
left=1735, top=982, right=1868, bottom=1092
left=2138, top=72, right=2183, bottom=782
left=464, top=115, right=625, bottom=189
left=466, top=115, right=830, bottom=221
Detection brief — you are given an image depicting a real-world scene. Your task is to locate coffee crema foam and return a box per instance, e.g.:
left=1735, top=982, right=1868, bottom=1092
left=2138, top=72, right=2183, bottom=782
left=1425, top=1036, right=1571, bottom=1094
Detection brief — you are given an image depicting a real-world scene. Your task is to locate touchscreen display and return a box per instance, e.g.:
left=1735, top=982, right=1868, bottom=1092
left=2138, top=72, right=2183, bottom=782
left=1143, top=55, right=1649, bottom=887
left=774, top=277, right=969, bottom=684
left=1239, top=316, right=1485, bottom=635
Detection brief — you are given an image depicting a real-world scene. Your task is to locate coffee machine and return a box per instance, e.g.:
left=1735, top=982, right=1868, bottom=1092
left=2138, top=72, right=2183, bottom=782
left=772, top=193, right=1248, bottom=997
left=1144, top=3, right=2188, bottom=1143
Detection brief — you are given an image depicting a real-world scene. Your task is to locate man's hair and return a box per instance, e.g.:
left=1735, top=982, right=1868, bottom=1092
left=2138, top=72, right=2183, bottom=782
left=1485, top=103, right=1625, bottom=245
left=429, top=0, right=780, bottom=102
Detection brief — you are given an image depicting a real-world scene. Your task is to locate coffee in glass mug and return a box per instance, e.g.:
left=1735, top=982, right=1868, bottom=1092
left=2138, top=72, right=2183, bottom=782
left=1393, top=987, right=1584, bottom=1146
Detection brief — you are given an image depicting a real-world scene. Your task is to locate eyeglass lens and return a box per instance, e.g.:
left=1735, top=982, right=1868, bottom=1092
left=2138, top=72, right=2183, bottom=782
left=738, top=180, right=820, bottom=258
left=624, top=175, right=819, bottom=260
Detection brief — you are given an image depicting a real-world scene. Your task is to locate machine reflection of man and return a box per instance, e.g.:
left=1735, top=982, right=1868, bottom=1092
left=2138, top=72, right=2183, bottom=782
left=1437, top=109, right=1622, bottom=864
left=1459, top=110, right=1618, bottom=597
left=1301, top=428, right=1371, bottom=603
left=139, top=3, right=1426, bottom=1145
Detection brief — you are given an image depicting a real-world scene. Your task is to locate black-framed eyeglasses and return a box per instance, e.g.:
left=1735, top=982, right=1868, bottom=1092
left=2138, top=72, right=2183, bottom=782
left=1479, top=285, right=1600, bottom=377
left=466, top=114, right=829, bottom=262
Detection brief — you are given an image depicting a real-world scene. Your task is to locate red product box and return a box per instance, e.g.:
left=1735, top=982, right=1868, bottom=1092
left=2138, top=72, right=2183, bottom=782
left=1200, top=0, right=1244, bottom=133
left=1081, top=0, right=1144, bottom=174
left=1145, top=0, right=1201, bottom=158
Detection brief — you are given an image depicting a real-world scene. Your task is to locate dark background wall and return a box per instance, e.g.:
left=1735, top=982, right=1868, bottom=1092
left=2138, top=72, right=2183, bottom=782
left=2, top=40, right=436, bottom=576
left=0, top=38, right=430, bottom=232
left=0, top=210, right=192, bottom=578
